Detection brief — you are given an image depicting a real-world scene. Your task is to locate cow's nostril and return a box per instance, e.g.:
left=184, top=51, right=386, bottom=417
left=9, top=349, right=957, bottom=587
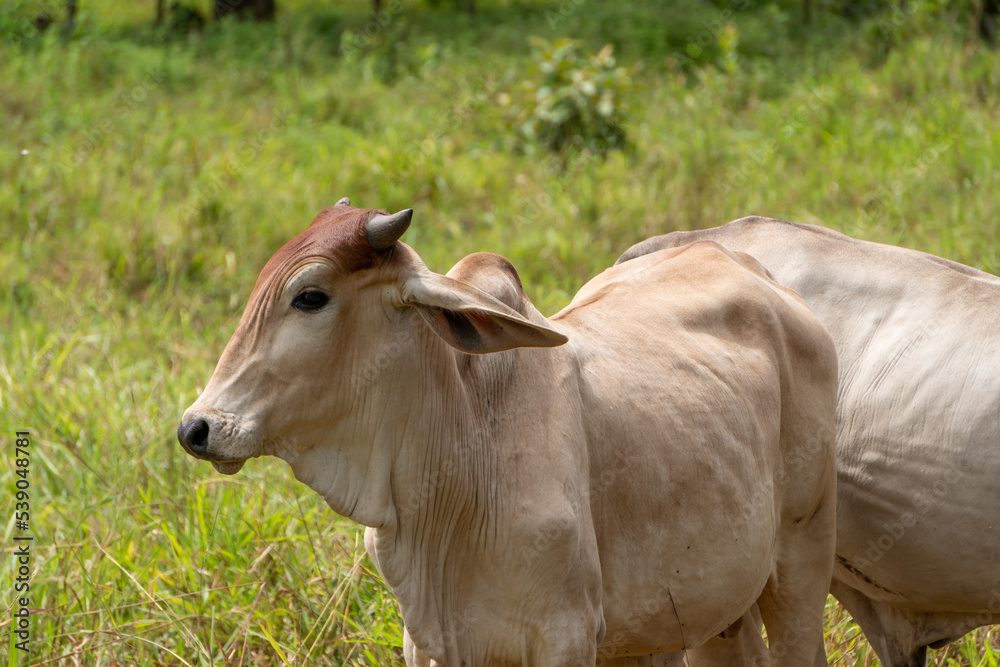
left=178, top=419, right=210, bottom=454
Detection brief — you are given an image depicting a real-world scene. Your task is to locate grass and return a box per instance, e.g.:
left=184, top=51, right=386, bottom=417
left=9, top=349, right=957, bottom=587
left=1, top=0, right=998, bottom=663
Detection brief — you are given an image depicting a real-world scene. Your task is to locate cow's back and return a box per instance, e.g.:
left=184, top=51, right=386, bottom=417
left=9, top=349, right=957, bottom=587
left=551, top=241, right=838, bottom=657
left=620, top=218, right=1000, bottom=663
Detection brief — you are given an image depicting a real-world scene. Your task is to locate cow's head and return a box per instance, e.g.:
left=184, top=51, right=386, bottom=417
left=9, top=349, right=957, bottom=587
left=177, top=200, right=566, bottom=525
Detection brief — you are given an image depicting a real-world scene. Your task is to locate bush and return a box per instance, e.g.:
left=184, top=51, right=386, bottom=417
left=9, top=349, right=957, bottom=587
left=512, top=38, right=632, bottom=154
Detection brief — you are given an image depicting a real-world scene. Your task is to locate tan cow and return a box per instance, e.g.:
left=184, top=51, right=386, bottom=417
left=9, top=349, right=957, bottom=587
left=178, top=201, right=838, bottom=666
left=618, top=217, right=1000, bottom=667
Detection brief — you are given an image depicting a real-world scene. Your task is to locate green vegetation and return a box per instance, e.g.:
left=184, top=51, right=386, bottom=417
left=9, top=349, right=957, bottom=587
left=1, top=0, right=998, bottom=664
left=510, top=37, right=632, bottom=153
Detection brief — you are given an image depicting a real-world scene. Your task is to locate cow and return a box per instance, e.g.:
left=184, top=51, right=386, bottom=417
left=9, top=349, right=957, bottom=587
left=617, top=216, right=1000, bottom=667
left=177, top=201, right=839, bottom=666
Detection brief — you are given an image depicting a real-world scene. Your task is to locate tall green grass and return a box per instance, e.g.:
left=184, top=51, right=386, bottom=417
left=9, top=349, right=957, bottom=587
left=1, top=0, right=998, bottom=663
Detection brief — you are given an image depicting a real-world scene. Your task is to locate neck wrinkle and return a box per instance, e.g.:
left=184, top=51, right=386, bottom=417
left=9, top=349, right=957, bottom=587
left=369, top=338, right=502, bottom=664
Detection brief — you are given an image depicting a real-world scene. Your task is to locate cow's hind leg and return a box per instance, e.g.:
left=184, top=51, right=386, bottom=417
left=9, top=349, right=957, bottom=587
left=828, top=580, right=929, bottom=667
left=683, top=606, right=833, bottom=667
left=756, top=491, right=837, bottom=667
left=684, top=609, right=769, bottom=667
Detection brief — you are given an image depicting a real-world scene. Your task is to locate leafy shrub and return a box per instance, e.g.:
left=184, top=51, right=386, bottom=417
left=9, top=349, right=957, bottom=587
left=512, top=38, right=632, bottom=154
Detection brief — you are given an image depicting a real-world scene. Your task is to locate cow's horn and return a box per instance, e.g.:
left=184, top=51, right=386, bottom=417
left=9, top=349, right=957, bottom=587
left=336, top=197, right=351, bottom=206
left=367, top=209, right=413, bottom=252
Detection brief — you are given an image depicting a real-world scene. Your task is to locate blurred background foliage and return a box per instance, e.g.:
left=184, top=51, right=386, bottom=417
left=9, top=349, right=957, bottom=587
left=1, top=0, right=998, bottom=664
left=511, top=38, right=632, bottom=154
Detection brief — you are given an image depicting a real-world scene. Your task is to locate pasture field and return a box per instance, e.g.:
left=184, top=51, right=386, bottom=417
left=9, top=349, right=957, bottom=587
left=1, top=0, right=998, bottom=664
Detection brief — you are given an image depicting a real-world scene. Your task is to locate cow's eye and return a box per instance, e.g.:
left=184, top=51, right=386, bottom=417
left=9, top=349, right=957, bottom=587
left=292, top=290, right=329, bottom=312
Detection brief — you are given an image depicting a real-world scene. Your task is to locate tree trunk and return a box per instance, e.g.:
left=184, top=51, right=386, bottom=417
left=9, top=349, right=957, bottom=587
left=215, top=0, right=275, bottom=21
left=980, top=0, right=999, bottom=42
left=257, top=0, right=275, bottom=20
left=155, top=0, right=165, bottom=26
left=64, top=0, right=77, bottom=34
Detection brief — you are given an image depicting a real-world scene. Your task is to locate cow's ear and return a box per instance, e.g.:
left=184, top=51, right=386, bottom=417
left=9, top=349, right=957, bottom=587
left=401, top=272, right=568, bottom=354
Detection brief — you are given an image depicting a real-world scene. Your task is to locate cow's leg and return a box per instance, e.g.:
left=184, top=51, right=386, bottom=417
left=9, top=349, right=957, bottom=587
left=755, top=491, right=837, bottom=667
left=684, top=610, right=769, bottom=667
left=403, top=626, right=433, bottom=667
left=828, top=580, right=927, bottom=667
left=814, top=635, right=830, bottom=667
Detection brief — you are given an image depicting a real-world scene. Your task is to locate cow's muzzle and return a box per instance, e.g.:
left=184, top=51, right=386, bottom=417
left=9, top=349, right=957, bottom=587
left=177, top=412, right=250, bottom=475
left=177, top=418, right=210, bottom=454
